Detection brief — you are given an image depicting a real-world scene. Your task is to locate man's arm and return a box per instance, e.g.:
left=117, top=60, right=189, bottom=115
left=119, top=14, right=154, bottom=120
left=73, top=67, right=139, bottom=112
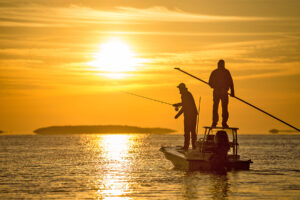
left=175, top=108, right=184, bottom=119
left=228, top=71, right=235, bottom=97
left=173, top=102, right=182, bottom=107
left=230, top=84, right=235, bottom=97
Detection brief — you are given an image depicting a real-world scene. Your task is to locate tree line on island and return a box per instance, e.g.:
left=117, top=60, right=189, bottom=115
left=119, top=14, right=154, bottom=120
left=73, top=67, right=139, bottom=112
left=34, top=125, right=175, bottom=134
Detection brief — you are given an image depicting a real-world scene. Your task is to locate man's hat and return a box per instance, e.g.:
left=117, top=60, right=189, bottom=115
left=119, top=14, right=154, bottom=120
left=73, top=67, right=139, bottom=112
left=177, top=83, right=187, bottom=89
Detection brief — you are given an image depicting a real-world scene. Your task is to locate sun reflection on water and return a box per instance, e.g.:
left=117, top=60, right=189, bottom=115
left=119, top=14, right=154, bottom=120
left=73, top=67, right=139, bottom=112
left=101, top=134, right=131, bottom=161
left=94, top=134, right=135, bottom=199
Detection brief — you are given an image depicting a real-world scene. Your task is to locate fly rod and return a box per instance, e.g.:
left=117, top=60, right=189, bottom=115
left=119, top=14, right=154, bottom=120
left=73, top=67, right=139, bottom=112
left=123, top=91, right=173, bottom=106
left=174, top=67, right=300, bottom=132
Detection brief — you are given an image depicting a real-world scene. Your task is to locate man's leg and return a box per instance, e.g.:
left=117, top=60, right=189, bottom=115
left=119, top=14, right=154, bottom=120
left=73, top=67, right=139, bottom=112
left=221, top=94, right=229, bottom=127
left=212, top=93, right=220, bottom=126
left=184, top=120, right=191, bottom=150
left=183, top=130, right=190, bottom=150
left=191, top=133, right=197, bottom=149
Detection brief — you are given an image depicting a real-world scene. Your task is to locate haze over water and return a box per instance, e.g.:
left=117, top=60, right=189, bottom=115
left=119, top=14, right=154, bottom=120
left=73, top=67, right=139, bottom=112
left=1, top=133, right=300, bottom=199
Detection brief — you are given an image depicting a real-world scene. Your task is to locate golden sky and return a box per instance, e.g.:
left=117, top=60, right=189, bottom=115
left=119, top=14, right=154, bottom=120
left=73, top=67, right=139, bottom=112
left=0, top=0, right=300, bottom=133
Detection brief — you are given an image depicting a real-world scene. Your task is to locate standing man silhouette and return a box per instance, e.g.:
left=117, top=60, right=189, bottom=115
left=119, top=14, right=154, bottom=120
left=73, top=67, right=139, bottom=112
left=173, top=83, right=198, bottom=150
left=209, top=60, right=235, bottom=128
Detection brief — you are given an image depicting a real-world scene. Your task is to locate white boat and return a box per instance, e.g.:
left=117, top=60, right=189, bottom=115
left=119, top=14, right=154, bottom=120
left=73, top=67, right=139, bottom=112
left=160, top=127, right=252, bottom=171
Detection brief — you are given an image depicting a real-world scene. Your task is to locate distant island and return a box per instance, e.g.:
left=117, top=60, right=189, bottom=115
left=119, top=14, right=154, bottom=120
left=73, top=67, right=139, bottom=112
left=34, top=125, right=175, bottom=134
left=0, top=130, right=2, bottom=134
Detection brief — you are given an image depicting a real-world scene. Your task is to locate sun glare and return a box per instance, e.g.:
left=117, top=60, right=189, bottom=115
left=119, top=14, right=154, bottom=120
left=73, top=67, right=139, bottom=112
left=88, top=38, right=143, bottom=78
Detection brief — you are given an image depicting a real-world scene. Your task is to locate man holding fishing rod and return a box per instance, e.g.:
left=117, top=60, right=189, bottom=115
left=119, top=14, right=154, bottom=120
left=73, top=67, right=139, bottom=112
left=209, top=59, right=235, bottom=128
left=173, top=83, right=198, bottom=151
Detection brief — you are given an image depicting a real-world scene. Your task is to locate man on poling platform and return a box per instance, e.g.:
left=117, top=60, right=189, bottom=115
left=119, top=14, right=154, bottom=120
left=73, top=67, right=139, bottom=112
left=209, top=59, right=235, bottom=128
left=173, top=83, right=198, bottom=151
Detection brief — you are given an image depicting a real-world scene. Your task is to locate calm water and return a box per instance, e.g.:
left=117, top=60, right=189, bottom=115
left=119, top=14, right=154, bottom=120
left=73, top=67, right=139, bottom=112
left=1, top=134, right=300, bottom=199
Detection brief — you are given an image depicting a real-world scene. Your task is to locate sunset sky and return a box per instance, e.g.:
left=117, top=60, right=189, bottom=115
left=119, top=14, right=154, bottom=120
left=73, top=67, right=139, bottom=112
left=0, top=0, right=299, bottom=134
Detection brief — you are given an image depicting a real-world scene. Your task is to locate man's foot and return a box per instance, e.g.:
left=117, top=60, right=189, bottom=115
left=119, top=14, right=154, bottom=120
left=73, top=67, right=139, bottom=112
left=179, top=147, right=188, bottom=151
left=211, top=123, right=217, bottom=128
left=222, top=122, right=229, bottom=128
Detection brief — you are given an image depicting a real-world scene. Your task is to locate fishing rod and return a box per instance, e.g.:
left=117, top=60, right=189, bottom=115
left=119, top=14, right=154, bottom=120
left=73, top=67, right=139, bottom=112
left=123, top=91, right=173, bottom=106
left=196, top=97, right=201, bottom=135
left=174, top=67, right=300, bottom=132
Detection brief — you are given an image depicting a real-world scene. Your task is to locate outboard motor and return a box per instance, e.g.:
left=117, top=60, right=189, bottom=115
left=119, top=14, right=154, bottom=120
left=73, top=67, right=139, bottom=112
left=214, top=130, right=230, bottom=155
left=211, top=131, right=230, bottom=171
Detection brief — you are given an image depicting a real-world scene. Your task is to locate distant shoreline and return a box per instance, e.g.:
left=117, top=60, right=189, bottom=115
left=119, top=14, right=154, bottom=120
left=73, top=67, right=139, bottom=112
left=34, top=125, right=175, bottom=135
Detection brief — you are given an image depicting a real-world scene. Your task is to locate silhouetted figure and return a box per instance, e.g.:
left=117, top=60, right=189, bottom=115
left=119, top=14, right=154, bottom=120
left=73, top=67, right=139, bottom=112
left=173, top=83, right=198, bottom=150
left=209, top=60, right=235, bottom=128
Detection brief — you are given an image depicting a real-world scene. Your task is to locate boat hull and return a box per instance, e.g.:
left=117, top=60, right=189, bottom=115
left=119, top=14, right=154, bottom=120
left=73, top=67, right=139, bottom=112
left=160, top=146, right=252, bottom=171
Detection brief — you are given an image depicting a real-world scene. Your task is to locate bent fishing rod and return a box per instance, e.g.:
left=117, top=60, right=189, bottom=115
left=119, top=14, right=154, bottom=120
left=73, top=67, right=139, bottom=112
left=123, top=91, right=173, bottom=106
left=174, top=67, right=300, bottom=132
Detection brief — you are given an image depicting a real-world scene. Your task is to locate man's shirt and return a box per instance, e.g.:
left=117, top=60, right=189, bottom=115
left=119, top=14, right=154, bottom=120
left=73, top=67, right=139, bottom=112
left=209, top=68, right=233, bottom=94
left=181, top=91, right=198, bottom=119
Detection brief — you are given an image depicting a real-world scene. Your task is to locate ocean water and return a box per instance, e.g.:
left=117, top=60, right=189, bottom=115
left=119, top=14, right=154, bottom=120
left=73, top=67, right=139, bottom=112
left=0, top=134, right=300, bottom=199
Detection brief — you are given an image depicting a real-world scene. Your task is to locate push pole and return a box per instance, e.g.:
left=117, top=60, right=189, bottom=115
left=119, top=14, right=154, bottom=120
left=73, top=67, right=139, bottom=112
left=174, top=67, right=300, bottom=132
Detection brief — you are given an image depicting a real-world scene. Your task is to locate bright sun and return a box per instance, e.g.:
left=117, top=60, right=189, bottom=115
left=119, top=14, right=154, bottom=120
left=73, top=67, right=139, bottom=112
left=89, top=38, right=141, bottom=77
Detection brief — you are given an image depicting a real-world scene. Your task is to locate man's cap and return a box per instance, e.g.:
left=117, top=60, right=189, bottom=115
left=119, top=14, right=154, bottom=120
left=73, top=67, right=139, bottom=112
left=177, top=83, right=187, bottom=89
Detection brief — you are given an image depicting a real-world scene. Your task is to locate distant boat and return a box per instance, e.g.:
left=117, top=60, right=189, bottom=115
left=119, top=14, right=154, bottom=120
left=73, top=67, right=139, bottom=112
left=269, top=129, right=297, bottom=134
left=160, top=126, right=252, bottom=171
